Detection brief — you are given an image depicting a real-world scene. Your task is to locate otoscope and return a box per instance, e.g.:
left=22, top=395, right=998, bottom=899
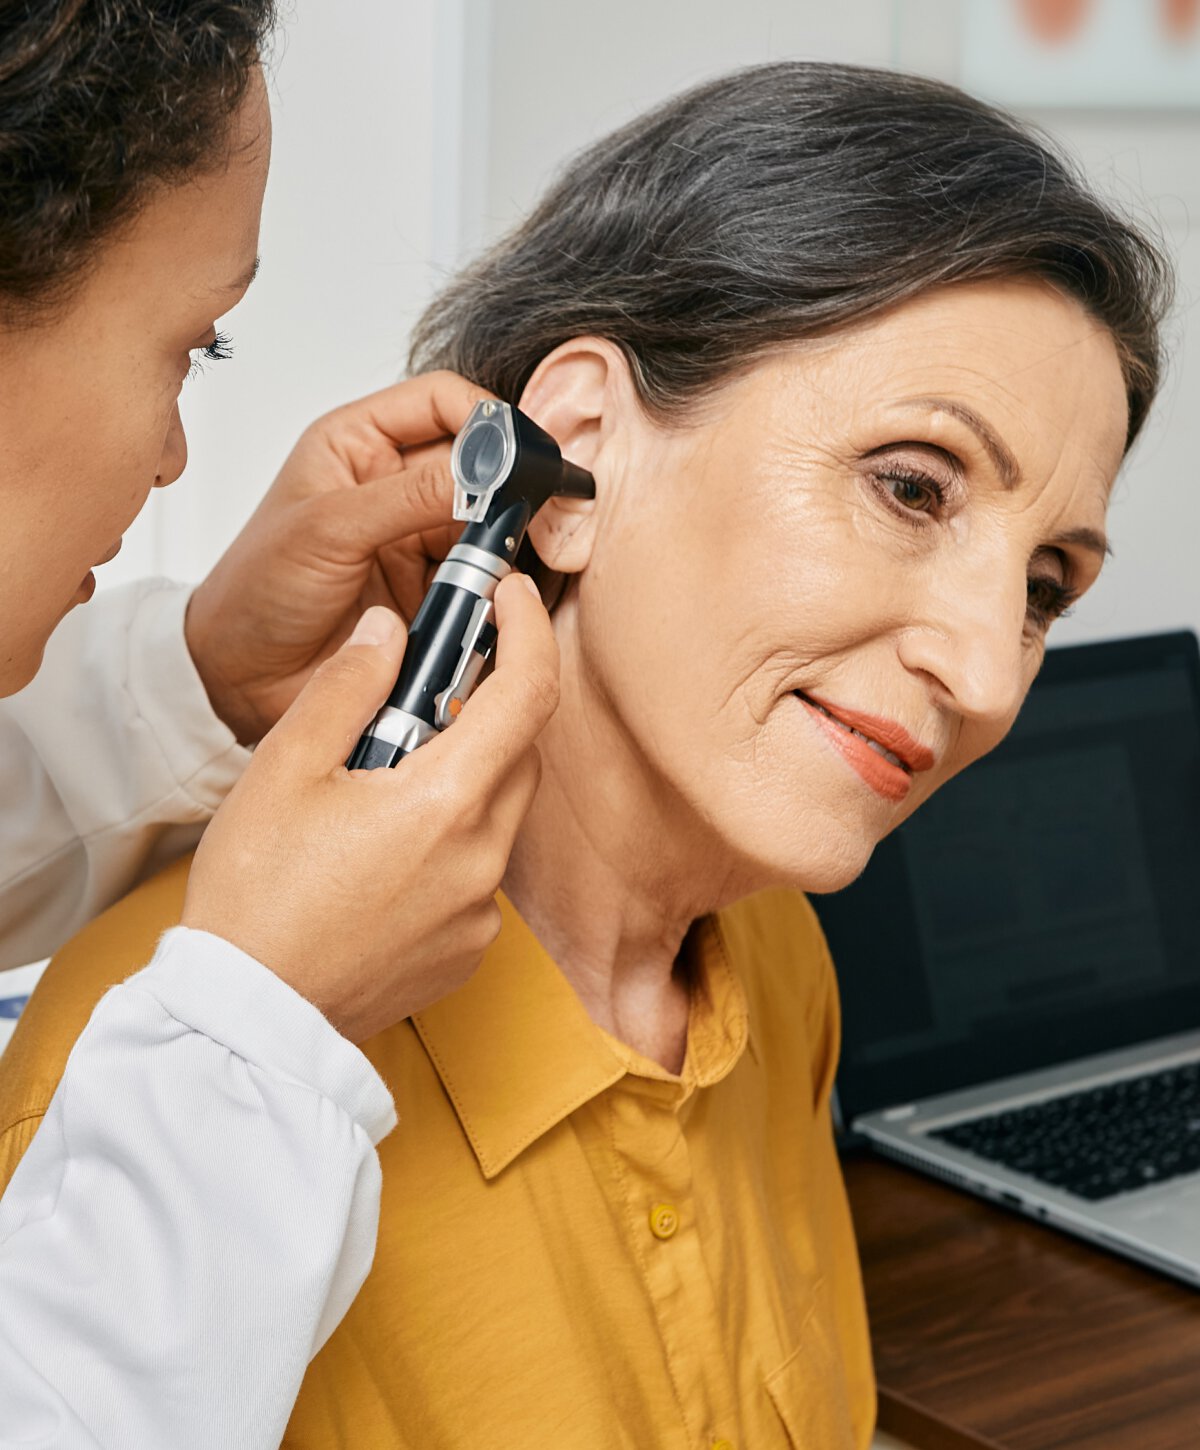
left=347, top=400, right=595, bottom=770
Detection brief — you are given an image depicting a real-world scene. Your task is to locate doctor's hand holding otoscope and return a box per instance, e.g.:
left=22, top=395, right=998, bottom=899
left=181, top=390, right=588, bottom=1044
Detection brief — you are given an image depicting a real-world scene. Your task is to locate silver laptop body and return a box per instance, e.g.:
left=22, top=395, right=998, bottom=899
left=853, top=1029, right=1200, bottom=1286
left=816, top=631, right=1200, bottom=1289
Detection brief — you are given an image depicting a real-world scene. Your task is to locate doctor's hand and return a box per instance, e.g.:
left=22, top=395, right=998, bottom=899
left=181, top=574, right=559, bottom=1042
left=185, top=370, right=488, bottom=747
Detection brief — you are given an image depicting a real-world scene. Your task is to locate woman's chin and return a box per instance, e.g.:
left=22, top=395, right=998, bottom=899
left=779, top=844, right=876, bottom=896
left=726, top=825, right=879, bottom=899
left=792, top=851, right=875, bottom=896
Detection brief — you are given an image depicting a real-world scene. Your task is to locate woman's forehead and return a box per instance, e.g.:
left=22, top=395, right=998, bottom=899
left=741, top=279, right=1129, bottom=485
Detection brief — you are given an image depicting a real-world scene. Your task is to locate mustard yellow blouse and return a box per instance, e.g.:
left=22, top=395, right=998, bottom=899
left=0, top=860, right=874, bottom=1448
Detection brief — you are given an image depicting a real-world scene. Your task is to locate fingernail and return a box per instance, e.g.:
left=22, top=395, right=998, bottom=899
left=518, top=574, right=540, bottom=599
left=348, top=607, right=399, bottom=647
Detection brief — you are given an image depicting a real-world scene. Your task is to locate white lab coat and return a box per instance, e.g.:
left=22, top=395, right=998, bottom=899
left=0, top=580, right=395, bottom=1448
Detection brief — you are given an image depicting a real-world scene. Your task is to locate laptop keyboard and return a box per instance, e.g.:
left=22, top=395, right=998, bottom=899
left=930, top=1061, right=1200, bottom=1201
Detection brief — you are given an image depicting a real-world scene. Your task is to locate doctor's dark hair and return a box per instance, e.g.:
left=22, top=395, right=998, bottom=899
left=411, top=62, right=1171, bottom=452
left=0, top=0, right=276, bottom=320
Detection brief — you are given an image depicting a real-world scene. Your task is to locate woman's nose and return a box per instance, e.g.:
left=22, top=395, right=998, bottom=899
left=155, top=404, right=188, bottom=488
left=897, top=561, right=1030, bottom=727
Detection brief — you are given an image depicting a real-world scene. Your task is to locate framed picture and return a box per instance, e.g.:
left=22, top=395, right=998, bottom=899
left=962, top=0, right=1200, bottom=107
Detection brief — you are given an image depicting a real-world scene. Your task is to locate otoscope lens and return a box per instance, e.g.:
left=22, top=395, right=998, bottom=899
left=457, top=421, right=508, bottom=490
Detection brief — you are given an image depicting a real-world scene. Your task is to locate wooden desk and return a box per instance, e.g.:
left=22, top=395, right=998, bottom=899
left=842, top=1154, right=1200, bottom=1450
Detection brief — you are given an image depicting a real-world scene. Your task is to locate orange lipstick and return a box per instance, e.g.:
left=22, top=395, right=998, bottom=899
left=797, top=692, right=934, bottom=802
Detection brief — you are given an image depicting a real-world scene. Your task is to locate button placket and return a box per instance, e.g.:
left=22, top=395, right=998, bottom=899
left=608, top=1080, right=739, bottom=1445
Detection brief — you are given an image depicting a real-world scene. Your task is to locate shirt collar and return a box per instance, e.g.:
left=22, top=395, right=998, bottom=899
left=412, top=894, right=750, bottom=1180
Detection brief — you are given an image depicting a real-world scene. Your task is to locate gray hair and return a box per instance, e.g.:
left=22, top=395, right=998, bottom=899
left=411, top=62, right=1171, bottom=451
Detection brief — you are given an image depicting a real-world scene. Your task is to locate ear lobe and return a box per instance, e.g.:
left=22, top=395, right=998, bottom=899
left=526, top=490, right=596, bottom=574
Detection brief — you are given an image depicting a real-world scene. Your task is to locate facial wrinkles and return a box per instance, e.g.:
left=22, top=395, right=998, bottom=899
left=725, top=438, right=861, bottom=710
left=733, top=373, right=936, bottom=718
left=753, top=430, right=859, bottom=584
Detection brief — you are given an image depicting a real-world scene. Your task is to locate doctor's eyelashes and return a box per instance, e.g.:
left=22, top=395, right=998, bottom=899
left=188, top=331, right=236, bottom=378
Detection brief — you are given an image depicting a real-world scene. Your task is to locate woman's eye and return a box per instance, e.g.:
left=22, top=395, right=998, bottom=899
left=1026, top=574, right=1079, bottom=631
left=874, top=468, right=945, bottom=517
left=890, top=477, right=934, bottom=511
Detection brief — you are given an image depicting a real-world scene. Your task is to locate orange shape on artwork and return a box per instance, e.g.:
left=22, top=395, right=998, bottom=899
left=1161, top=0, right=1200, bottom=40
left=1017, top=0, right=1093, bottom=44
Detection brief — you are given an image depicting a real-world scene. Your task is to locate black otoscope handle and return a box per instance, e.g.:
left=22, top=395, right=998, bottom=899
left=345, top=576, right=496, bottom=770
left=345, top=520, right=514, bottom=771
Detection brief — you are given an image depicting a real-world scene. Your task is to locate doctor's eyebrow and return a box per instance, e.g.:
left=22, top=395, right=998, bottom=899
left=222, top=255, right=261, bottom=294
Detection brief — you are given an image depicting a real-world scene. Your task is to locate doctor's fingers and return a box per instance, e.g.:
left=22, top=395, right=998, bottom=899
left=335, top=369, right=496, bottom=455
left=292, top=459, right=459, bottom=566
left=423, top=573, right=562, bottom=800
left=253, top=572, right=556, bottom=793
left=253, top=607, right=410, bottom=779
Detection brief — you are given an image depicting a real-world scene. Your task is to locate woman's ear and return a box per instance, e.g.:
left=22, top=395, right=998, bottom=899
left=518, top=337, right=632, bottom=575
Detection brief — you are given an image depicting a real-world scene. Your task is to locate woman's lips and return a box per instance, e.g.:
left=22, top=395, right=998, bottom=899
left=796, top=691, right=935, bottom=802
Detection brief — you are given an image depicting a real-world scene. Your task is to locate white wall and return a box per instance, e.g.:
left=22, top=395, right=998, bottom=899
left=465, top=0, right=1200, bottom=650
left=101, top=0, right=462, bottom=592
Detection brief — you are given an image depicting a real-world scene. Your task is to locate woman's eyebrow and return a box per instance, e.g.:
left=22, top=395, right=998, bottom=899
left=894, top=396, right=1110, bottom=559
left=894, top=396, right=1021, bottom=489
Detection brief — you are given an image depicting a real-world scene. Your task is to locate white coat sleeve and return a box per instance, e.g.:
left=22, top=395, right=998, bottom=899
left=0, top=580, right=249, bottom=971
left=0, top=925, right=397, bottom=1449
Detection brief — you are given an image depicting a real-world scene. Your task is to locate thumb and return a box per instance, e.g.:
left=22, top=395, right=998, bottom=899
left=256, top=607, right=407, bottom=775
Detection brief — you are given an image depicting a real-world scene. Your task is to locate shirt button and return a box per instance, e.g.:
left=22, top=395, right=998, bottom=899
left=648, top=1203, right=679, bottom=1239
left=712, top=1440, right=736, bottom=1450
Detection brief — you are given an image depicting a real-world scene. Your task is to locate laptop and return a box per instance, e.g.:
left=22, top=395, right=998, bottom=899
left=812, top=630, right=1200, bottom=1288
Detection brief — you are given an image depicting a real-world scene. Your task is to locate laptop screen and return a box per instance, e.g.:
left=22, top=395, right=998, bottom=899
left=812, top=631, right=1200, bottom=1127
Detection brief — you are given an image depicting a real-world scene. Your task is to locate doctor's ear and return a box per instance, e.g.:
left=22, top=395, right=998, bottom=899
left=518, top=337, right=634, bottom=575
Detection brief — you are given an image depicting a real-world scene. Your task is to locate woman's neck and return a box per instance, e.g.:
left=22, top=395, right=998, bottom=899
left=501, top=628, right=749, bottom=1073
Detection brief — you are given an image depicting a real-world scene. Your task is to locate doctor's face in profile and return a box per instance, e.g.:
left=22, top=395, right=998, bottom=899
left=540, top=278, right=1128, bottom=896
left=0, top=67, right=271, bottom=695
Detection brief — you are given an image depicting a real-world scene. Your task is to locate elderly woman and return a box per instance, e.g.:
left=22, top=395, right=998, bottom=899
left=0, top=60, right=1169, bottom=1449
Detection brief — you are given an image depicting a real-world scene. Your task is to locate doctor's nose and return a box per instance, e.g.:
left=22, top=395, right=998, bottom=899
left=155, top=404, right=188, bottom=489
